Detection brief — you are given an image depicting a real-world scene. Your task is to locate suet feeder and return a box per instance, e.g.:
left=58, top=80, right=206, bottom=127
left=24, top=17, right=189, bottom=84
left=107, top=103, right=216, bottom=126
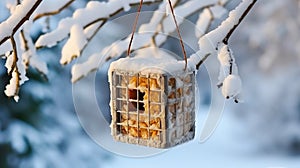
left=108, top=48, right=195, bottom=148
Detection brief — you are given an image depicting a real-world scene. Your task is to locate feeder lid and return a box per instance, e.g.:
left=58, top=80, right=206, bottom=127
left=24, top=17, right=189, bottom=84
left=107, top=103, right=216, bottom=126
left=109, top=47, right=188, bottom=74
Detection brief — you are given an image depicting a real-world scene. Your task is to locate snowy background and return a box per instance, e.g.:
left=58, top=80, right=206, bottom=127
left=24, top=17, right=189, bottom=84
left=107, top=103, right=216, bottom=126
left=1, top=0, right=300, bottom=167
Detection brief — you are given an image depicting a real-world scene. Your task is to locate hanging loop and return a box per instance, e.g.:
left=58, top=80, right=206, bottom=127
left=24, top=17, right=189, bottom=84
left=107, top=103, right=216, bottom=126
left=127, top=0, right=188, bottom=70
left=127, top=0, right=144, bottom=56
left=167, top=0, right=188, bottom=70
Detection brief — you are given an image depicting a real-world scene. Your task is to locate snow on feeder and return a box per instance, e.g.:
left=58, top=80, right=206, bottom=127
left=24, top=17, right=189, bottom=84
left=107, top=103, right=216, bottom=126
left=108, top=47, right=195, bottom=148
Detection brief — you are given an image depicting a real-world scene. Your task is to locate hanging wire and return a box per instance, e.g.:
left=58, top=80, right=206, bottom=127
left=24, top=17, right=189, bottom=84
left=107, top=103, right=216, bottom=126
left=127, top=0, right=188, bottom=70
left=167, top=0, right=188, bottom=70
left=127, top=0, right=144, bottom=56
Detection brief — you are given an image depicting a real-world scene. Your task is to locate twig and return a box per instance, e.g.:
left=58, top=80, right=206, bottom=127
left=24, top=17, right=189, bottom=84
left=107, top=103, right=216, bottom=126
left=196, top=53, right=210, bottom=69
left=153, top=3, right=215, bottom=45
left=9, top=36, right=18, bottom=75
left=0, top=54, right=5, bottom=58
left=222, top=0, right=257, bottom=44
left=80, top=20, right=107, bottom=57
left=84, top=0, right=162, bottom=29
left=13, top=67, right=21, bottom=98
left=20, top=30, right=31, bottom=68
left=60, top=20, right=107, bottom=65
left=0, top=0, right=43, bottom=46
left=20, top=30, right=29, bottom=51
left=202, top=8, right=214, bottom=37
left=36, top=0, right=162, bottom=50
left=195, top=0, right=257, bottom=70
left=33, top=0, right=75, bottom=21
left=10, top=36, right=21, bottom=97
left=84, top=18, right=106, bottom=29
left=104, top=1, right=216, bottom=64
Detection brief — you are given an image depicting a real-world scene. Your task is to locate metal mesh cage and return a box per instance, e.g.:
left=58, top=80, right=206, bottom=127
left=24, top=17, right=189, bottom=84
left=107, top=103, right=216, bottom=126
left=110, top=69, right=195, bottom=148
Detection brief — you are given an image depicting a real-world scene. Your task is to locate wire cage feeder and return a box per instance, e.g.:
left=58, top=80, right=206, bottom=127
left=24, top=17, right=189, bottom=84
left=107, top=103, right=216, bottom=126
left=109, top=48, right=196, bottom=148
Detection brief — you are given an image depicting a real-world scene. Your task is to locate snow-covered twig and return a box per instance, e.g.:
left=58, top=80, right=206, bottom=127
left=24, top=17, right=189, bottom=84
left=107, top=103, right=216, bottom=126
left=35, top=0, right=162, bottom=49
left=20, top=21, right=48, bottom=75
left=222, top=0, right=257, bottom=45
left=36, top=0, right=163, bottom=66
left=98, top=0, right=221, bottom=63
left=0, top=0, right=48, bottom=101
left=33, top=0, right=75, bottom=21
left=188, top=0, right=257, bottom=102
left=195, top=8, right=213, bottom=39
left=217, top=44, right=241, bottom=102
left=71, top=0, right=217, bottom=82
left=0, top=0, right=257, bottom=102
left=5, top=36, right=21, bottom=102
left=0, top=0, right=43, bottom=46
left=71, top=0, right=234, bottom=82
left=190, top=0, right=257, bottom=70
left=9, top=37, right=19, bottom=76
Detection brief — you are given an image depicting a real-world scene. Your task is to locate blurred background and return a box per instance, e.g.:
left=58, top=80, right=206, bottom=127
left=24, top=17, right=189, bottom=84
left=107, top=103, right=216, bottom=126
left=1, top=0, right=300, bottom=167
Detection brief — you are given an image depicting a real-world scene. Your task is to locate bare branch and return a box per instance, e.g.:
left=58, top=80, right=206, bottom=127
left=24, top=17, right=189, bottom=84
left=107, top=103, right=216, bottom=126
left=33, top=0, right=75, bottom=21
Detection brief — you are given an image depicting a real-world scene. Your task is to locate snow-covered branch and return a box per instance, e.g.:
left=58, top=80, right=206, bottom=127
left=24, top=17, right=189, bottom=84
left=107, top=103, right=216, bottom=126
left=5, top=35, right=28, bottom=102
left=33, top=0, right=75, bottom=21
left=0, top=0, right=65, bottom=101
left=0, top=0, right=257, bottom=101
left=20, top=21, right=48, bottom=75
left=222, top=0, right=257, bottom=45
left=0, top=0, right=42, bottom=46
left=0, top=0, right=41, bottom=101
left=35, top=0, right=161, bottom=47
left=200, top=0, right=257, bottom=52
left=188, top=0, right=257, bottom=102
left=71, top=0, right=217, bottom=82
left=217, top=44, right=241, bottom=102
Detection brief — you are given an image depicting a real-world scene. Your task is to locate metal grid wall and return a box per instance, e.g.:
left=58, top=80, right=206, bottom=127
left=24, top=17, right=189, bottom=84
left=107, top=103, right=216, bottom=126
left=110, top=69, right=195, bottom=148
left=166, top=72, right=195, bottom=145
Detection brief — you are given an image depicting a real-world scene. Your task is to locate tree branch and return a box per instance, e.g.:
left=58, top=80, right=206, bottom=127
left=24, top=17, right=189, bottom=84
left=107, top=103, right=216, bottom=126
left=194, top=0, right=257, bottom=70
left=9, top=36, right=18, bottom=75
left=35, top=0, right=163, bottom=49
left=20, top=30, right=29, bottom=51
left=9, top=36, right=21, bottom=99
left=0, top=0, right=43, bottom=46
left=104, top=0, right=217, bottom=63
left=33, top=0, right=75, bottom=21
left=223, top=0, right=257, bottom=44
left=80, top=20, right=107, bottom=58
left=196, top=53, right=210, bottom=69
